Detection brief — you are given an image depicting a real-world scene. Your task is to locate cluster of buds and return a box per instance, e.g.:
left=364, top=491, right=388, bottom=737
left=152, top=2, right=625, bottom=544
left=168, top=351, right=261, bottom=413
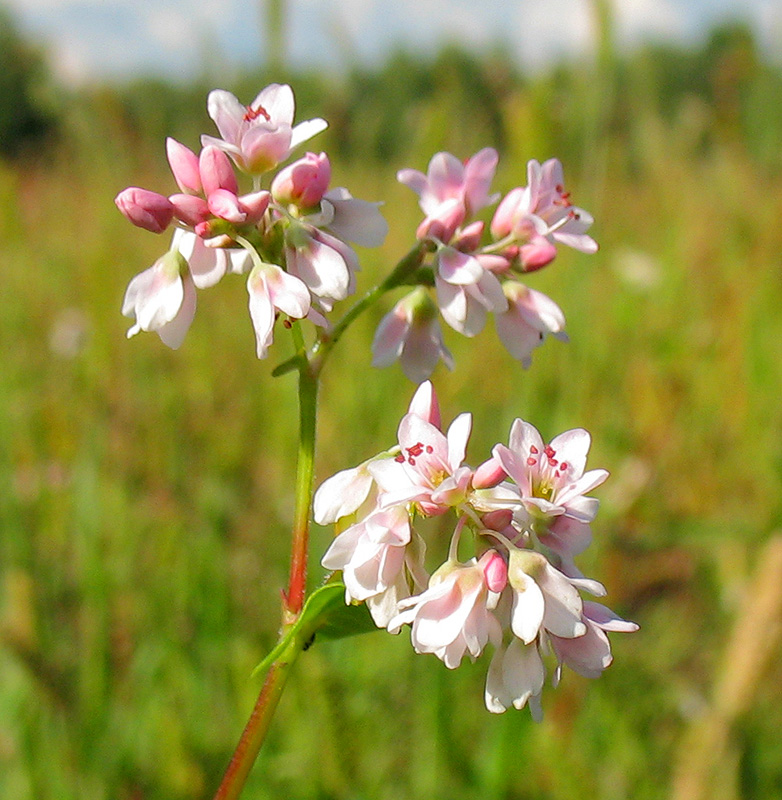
left=116, top=83, right=387, bottom=353
left=315, top=382, right=636, bottom=716
left=373, top=150, right=597, bottom=382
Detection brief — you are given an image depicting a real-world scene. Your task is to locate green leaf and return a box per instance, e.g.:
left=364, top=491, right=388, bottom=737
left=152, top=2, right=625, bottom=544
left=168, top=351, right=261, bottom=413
left=252, top=582, right=378, bottom=677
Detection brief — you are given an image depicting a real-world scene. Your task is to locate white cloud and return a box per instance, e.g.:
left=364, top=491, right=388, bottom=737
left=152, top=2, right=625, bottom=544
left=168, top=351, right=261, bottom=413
left=611, top=0, right=688, bottom=46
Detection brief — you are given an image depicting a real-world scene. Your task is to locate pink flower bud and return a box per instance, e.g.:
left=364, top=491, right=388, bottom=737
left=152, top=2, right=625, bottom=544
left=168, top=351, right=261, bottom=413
left=479, top=550, right=508, bottom=593
left=472, top=456, right=507, bottom=489
left=169, top=193, right=210, bottom=227
left=481, top=509, right=514, bottom=531
left=166, top=138, right=202, bottom=194
left=208, top=189, right=246, bottom=223
left=519, top=236, right=557, bottom=272
left=238, top=190, right=271, bottom=223
left=199, top=146, right=238, bottom=196
left=115, top=187, right=174, bottom=233
left=271, top=152, right=331, bottom=208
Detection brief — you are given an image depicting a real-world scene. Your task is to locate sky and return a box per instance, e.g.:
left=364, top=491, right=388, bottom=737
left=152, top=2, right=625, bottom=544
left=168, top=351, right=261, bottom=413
left=5, top=0, right=782, bottom=86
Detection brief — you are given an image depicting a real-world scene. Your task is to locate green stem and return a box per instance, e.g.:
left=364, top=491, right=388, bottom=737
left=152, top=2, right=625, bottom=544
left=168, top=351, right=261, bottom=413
left=285, top=345, right=318, bottom=620
left=212, top=242, right=428, bottom=798
left=213, top=638, right=301, bottom=800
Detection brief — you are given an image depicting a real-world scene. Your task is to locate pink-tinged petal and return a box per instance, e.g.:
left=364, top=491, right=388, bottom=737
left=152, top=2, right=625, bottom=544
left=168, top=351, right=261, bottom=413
left=200, top=133, right=242, bottom=160
left=208, top=188, right=246, bottom=223
left=254, top=83, right=294, bottom=124
left=407, top=380, right=441, bottom=429
left=169, top=193, right=210, bottom=227
left=200, top=146, right=238, bottom=195
left=323, top=188, right=388, bottom=247
left=540, top=516, right=593, bottom=558
left=371, top=309, right=408, bottom=367
left=419, top=152, right=464, bottom=215
left=398, top=413, right=448, bottom=464
left=289, top=118, right=328, bottom=151
left=550, top=623, right=612, bottom=679
left=247, top=268, right=276, bottom=359
left=559, top=492, right=601, bottom=523
left=549, top=428, right=591, bottom=476
left=463, top=147, right=499, bottom=213
left=206, top=89, right=245, bottom=143
left=584, top=601, right=639, bottom=633
left=173, top=229, right=228, bottom=289
left=396, top=168, right=428, bottom=196
left=287, top=238, right=350, bottom=303
left=437, top=248, right=483, bottom=285
left=509, top=570, right=545, bottom=643
left=569, top=577, right=607, bottom=598
left=446, top=412, right=472, bottom=470
left=472, top=455, right=507, bottom=489
left=485, top=639, right=545, bottom=713
left=400, top=321, right=453, bottom=384
left=157, top=272, right=196, bottom=349
left=554, top=231, right=598, bottom=253
left=166, top=138, right=202, bottom=194
left=538, top=564, right=586, bottom=638
left=241, top=124, right=292, bottom=173
left=495, top=308, right=544, bottom=367
left=491, top=186, right=529, bottom=238
left=122, top=255, right=183, bottom=333
left=509, top=418, right=545, bottom=460
left=238, top=190, right=271, bottom=223
left=313, top=464, right=374, bottom=525
left=492, top=443, right=530, bottom=494
left=268, top=268, right=311, bottom=319
left=519, top=237, right=557, bottom=271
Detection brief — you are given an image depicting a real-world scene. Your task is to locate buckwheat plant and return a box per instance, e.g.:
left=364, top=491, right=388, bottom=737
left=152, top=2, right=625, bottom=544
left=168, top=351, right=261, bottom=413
left=116, top=83, right=637, bottom=799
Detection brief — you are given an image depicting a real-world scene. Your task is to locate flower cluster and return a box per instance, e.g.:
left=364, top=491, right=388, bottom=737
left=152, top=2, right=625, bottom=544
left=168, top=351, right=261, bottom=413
left=373, top=150, right=597, bottom=382
left=316, top=381, right=636, bottom=716
left=116, top=83, right=387, bottom=353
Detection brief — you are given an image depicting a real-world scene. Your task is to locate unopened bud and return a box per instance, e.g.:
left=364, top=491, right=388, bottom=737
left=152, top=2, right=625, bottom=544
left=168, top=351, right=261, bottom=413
left=115, top=187, right=174, bottom=233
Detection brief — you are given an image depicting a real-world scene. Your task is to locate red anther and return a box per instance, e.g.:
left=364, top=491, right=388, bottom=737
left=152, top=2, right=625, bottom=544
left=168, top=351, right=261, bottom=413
left=555, top=184, right=564, bottom=193
left=559, top=461, right=568, bottom=471
left=426, top=445, right=434, bottom=454
left=408, top=457, right=416, bottom=466
left=549, top=458, right=558, bottom=467
left=395, top=454, right=405, bottom=463
left=407, top=442, right=424, bottom=457
left=544, top=445, right=556, bottom=459
left=243, top=104, right=271, bottom=122
left=530, top=445, right=539, bottom=454
left=527, top=457, right=538, bottom=466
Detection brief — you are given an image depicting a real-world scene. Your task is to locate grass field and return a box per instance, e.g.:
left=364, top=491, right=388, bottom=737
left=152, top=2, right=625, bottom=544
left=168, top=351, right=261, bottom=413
left=1, top=24, right=782, bottom=800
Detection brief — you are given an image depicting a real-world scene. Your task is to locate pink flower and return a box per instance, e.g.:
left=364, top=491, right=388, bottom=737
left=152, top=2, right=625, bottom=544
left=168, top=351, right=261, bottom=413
left=318, top=188, right=388, bottom=248
left=549, top=601, right=638, bottom=680
left=247, top=262, right=311, bottom=359
left=202, top=84, right=327, bottom=174
left=493, top=421, right=608, bottom=569
left=271, top=151, right=331, bottom=209
left=115, top=188, right=174, bottom=234
left=434, top=248, right=507, bottom=336
left=485, top=638, right=545, bottom=716
left=491, top=159, right=597, bottom=255
left=121, top=249, right=195, bottom=349
left=371, top=403, right=473, bottom=516
left=313, top=381, right=444, bottom=525
left=494, top=282, right=567, bottom=368
left=388, top=554, right=502, bottom=668
left=285, top=226, right=359, bottom=310
left=372, top=288, right=454, bottom=383
left=398, top=148, right=500, bottom=227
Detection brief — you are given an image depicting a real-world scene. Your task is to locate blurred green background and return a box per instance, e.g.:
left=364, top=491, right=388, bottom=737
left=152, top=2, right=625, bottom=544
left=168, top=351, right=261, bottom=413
left=2, top=2, right=782, bottom=798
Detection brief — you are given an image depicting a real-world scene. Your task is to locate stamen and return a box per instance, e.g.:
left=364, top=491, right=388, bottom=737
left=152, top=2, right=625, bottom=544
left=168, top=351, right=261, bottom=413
left=527, top=457, right=538, bottom=466
left=544, top=445, right=556, bottom=459
left=425, top=445, right=434, bottom=454
left=406, top=442, right=424, bottom=458
left=243, top=104, right=271, bottom=122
